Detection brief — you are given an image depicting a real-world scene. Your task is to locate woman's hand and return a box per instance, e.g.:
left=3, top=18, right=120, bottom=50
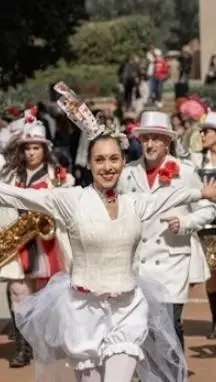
left=201, top=178, right=216, bottom=202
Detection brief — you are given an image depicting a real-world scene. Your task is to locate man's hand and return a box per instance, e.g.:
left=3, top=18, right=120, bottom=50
left=160, top=216, right=180, bottom=234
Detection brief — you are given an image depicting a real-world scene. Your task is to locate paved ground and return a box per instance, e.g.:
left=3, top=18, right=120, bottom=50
left=0, top=283, right=216, bottom=381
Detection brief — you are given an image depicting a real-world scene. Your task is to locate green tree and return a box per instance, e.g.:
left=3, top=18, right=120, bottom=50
left=0, top=0, right=87, bottom=88
left=86, top=0, right=199, bottom=49
left=169, top=0, right=199, bottom=48
left=86, top=0, right=174, bottom=48
left=72, top=16, right=155, bottom=64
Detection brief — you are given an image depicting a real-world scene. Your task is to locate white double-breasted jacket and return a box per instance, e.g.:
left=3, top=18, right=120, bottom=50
left=118, top=155, right=215, bottom=303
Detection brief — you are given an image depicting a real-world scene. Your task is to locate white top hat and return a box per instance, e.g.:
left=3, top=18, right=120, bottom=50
left=134, top=111, right=176, bottom=140
left=199, top=111, right=216, bottom=130
left=18, top=107, right=52, bottom=148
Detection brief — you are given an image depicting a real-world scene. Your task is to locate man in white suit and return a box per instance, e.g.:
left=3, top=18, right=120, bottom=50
left=118, top=111, right=215, bottom=349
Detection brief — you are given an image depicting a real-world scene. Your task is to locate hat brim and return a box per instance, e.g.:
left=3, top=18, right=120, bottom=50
left=133, top=127, right=177, bottom=141
left=198, top=122, right=216, bottom=130
left=18, top=137, right=53, bottom=148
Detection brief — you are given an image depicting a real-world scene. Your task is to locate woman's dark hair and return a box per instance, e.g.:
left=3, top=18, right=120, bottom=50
left=87, top=134, right=125, bottom=162
left=0, top=142, right=58, bottom=183
left=171, top=112, right=184, bottom=125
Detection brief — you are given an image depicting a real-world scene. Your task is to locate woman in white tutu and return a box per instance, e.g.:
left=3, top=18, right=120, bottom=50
left=0, top=83, right=216, bottom=382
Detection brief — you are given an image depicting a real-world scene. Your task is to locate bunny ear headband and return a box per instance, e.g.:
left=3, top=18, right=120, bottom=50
left=54, top=82, right=129, bottom=149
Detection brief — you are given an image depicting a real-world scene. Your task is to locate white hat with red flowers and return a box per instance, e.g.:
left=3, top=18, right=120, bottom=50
left=133, top=111, right=176, bottom=140
left=18, top=107, right=52, bottom=148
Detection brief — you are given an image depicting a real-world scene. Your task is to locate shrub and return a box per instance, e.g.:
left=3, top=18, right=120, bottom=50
left=71, top=16, right=155, bottom=64
left=190, top=84, right=216, bottom=101
left=0, top=62, right=119, bottom=112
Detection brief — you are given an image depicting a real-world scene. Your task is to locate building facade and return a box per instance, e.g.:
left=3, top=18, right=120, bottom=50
left=200, top=0, right=216, bottom=80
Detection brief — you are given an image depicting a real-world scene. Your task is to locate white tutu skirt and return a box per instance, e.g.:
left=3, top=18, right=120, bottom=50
left=15, top=272, right=187, bottom=382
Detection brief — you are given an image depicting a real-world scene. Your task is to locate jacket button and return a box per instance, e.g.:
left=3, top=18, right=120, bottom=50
left=132, top=187, right=136, bottom=192
left=142, top=238, right=147, bottom=243
left=127, top=175, right=131, bottom=180
left=156, top=239, right=161, bottom=244
left=141, top=258, right=146, bottom=264
left=155, top=260, right=160, bottom=265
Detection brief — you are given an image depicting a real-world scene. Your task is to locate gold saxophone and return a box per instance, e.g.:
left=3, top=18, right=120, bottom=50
left=199, top=232, right=216, bottom=271
left=199, top=224, right=216, bottom=271
left=0, top=211, right=56, bottom=269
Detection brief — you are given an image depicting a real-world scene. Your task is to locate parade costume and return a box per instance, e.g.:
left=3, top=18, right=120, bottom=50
left=0, top=176, right=203, bottom=382
left=0, top=107, right=74, bottom=367
left=0, top=84, right=211, bottom=382
left=119, top=111, right=213, bottom=349
left=191, top=111, right=216, bottom=339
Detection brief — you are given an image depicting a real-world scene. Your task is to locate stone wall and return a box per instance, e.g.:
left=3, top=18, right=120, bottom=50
left=200, top=0, right=216, bottom=80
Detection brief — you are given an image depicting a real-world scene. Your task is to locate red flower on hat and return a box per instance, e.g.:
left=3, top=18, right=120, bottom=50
left=24, top=106, right=38, bottom=124
left=158, top=161, right=180, bottom=185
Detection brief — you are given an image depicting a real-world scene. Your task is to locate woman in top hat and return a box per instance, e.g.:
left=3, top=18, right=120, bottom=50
left=0, top=83, right=216, bottom=382
left=191, top=111, right=216, bottom=339
left=0, top=106, right=74, bottom=368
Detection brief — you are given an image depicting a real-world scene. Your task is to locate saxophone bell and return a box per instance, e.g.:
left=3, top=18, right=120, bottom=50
left=0, top=211, right=56, bottom=269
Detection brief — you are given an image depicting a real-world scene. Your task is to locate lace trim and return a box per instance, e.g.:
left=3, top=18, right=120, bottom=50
left=103, top=342, right=144, bottom=360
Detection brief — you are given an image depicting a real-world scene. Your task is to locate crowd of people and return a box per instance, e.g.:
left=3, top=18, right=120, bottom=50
left=0, top=79, right=216, bottom=382
left=117, top=43, right=194, bottom=114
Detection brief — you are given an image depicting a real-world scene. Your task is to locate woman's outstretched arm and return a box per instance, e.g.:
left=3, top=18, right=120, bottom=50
left=0, top=182, right=82, bottom=224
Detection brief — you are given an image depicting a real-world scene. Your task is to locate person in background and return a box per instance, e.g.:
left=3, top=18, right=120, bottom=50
left=146, top=43, right=162, bottom=104
left=171, top=113, right=189, bottom=158
left=53, top=113, right=74, bottom=173
left=151, top=51, right=169, bottom=109
left=178, top=47, right=192, bottom=87
left=0, top=107, right=74, bottom=368
left=191, top=111, right=216, bottom=339
left=205, top=54, right=216, bottom=85
left=180, top=98, right=204, bottom=154
left=122, top=55, right=140, bottom=110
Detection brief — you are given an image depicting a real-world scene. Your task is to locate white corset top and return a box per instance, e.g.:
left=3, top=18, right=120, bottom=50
left=70, top=197, right=141, bottom=295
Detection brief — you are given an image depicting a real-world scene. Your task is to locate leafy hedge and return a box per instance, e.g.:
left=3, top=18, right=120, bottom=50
left=2, top=64, right=216, bottom=114
left=190, top=84, right=216, bottom=100
left=0, top=62, right=118, bottom=110
left=71, top=16, right=155, bottom=64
